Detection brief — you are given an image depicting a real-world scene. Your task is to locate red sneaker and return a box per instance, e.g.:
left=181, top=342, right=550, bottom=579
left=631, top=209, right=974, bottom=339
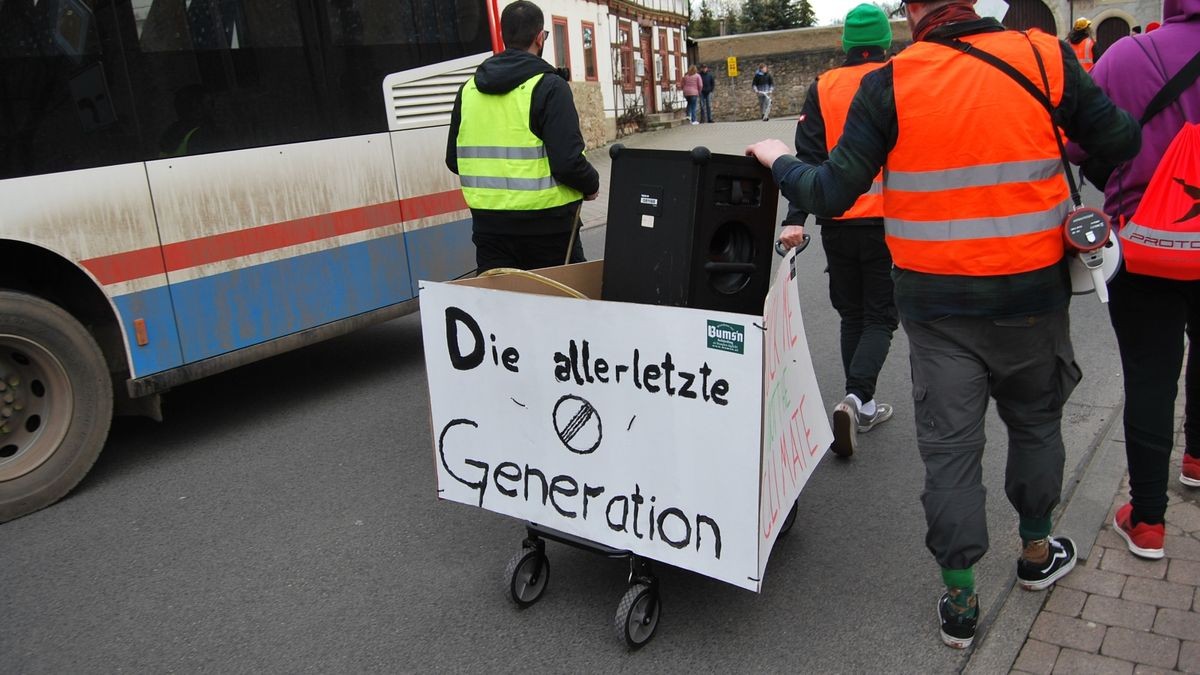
left=1182, top=454, right=1200, bottom=487
left=1113, top=503, right=1164, bottom=560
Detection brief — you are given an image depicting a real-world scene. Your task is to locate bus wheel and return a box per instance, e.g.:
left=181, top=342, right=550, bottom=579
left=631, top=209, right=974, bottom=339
left=0, top=291, right=112, bottom=522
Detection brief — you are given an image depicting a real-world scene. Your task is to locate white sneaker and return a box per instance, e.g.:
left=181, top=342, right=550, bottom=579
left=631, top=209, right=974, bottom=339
left=691, top=120, right=699, bottom=125
left=830, top=396, right=858, bottom=457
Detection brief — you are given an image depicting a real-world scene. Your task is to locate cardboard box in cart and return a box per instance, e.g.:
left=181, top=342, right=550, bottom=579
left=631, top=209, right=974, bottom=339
left=419, top=251, right=833, bottom=592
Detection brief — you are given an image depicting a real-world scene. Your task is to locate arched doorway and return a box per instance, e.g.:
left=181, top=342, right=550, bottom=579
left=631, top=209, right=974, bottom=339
left=1003, top=0, right=1056, bottom=34
left=1096, top=17, right=1131, bottom=57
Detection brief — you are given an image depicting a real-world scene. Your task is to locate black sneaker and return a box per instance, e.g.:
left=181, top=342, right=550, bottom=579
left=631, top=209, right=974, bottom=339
left=938, top=592, right=977, bottom=649
left=1017, top=535, right=1077, bottom=591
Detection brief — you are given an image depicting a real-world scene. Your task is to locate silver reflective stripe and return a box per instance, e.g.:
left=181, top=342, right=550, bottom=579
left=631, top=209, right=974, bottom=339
left=458, top=145, right=547, bottom=160
left=885, top=159, right=1062, bottom=192
left=865, top=181, right=882, bottom=196
left=1120, top=222, right=1200, bottom=247
left=885, top=200, right=1070, bottom=241
left=460, top=175, right=560, bottom=191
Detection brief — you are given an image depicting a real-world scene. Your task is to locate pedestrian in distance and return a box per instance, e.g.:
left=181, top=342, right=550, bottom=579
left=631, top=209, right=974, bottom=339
left=1066, top=0, right=1200, bottom=561
left=752, top=63, right=774, bottom=121
left=780, top=3, right=898, bottom=458
left=1069, top=17, right=1097, bottom=71
left=699, top=63, right=716, bottom=122
left=681, top=64, right=703, bottom=125
left=445, top=0, right=599, bottom=272
left=746, top=0, right=1139, bottom=650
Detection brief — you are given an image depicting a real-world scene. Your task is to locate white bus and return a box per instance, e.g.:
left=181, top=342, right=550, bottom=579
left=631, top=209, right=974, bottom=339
left=0, top=0, right=500, bottom=521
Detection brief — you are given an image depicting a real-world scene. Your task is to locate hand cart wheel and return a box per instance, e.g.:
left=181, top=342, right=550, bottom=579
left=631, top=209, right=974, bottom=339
left=780, top=499, right=799, bottom=536
left=504, top=547, right=550, bottom=608
left=614, top=583, right=660, bottom=649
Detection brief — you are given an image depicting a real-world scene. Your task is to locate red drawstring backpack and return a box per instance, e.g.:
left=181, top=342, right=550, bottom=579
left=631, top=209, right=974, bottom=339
left=1120, top=123, right=1200, bottom=280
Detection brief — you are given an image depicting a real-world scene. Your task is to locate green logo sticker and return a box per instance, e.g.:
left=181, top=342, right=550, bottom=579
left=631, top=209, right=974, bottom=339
left=707, top=320, right=745, bottom=354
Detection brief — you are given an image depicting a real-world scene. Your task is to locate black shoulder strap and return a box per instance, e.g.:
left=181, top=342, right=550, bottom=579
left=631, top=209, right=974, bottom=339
left=928, top=35, right=1081, bottom=207
left=1141, top=49, right=1200, bottom=125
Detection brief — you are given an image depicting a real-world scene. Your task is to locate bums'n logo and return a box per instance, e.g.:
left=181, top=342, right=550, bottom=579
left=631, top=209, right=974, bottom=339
left=707, top=320, right=745, bottom=355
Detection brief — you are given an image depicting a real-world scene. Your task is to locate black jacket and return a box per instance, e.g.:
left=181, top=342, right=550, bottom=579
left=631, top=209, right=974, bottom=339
left=700, top=70, right=715, bottom=94
left=446, top=49, right=600, bottom=235
left=783, top=47, right=888, bottom=228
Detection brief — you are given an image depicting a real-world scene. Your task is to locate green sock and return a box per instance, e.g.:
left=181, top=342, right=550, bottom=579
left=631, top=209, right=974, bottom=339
left=941, top=568, right=977, bottom=617
left=1019, top=515, right=1052, bottom=543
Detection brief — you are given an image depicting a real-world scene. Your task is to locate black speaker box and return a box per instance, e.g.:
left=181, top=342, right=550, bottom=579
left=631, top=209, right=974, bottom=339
left=600, top=145, right=780, bottom=315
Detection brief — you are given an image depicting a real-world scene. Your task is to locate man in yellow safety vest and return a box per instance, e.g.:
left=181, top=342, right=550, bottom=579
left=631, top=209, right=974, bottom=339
left=446, top=0, right=599, bottom=272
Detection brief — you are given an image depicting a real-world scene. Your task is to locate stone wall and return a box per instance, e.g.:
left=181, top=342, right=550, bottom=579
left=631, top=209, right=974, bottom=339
left=696, top=22, right=912, bottom=122
left=569, top=81, right=611, bottom=150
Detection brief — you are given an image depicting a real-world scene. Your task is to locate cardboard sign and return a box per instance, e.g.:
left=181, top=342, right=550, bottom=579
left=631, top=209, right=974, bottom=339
left=419, top=253, right=831, bottom=591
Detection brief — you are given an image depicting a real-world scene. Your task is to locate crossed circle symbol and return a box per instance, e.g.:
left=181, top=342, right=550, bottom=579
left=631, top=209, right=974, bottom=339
left=552, top=394, right=603, bottom=454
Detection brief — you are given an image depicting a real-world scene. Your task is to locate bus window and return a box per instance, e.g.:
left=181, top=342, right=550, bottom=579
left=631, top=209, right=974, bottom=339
left=315, top=0, right=491, bottom=136
left=0, top=0, right=140, bottom=178
left=121, top=0, right=321, bottom=159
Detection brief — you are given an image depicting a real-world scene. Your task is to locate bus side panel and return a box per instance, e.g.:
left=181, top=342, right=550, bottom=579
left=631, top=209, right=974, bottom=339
left=145, top=135, right=412, bottom=363
left=389, top=127, right=475, bottom=285
left=0, top=164, right=184, bottom=377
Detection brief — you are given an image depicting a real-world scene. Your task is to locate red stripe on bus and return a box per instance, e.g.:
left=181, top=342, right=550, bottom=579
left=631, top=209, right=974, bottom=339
left=80, top=191, right=468, bottom=285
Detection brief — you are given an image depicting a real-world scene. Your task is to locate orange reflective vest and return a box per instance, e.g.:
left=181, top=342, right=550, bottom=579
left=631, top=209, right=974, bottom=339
left=818, top=60, right=886, bottom=220
left=883, top=30, right=1071, bottom=276
left=1072, top=38, right=1095, bottom=72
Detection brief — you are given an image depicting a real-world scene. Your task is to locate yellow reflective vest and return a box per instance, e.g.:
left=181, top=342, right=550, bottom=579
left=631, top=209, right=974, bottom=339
left=456, top=73, right=583, bottom=211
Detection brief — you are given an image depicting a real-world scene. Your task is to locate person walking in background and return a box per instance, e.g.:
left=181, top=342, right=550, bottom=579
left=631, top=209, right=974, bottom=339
left=780, top=3, right=897, bottom=458
left=752, top=63, right=774, bottom=121
left=445, top=0, right=599, bottom=272
left=699, top=63, right=716, bottom=122
left=681, top=64, right=702, bottom=125
left=746, top=0, right=1139, bottom=649
left=1069, top=18, right=1097, bottom=71
left=1066, top=0, right=1200, bottom=560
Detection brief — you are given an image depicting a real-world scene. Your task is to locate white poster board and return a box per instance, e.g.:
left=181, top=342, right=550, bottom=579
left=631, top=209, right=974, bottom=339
left=420, top=252, right=830, bottom=592
left=758, top=252, right=833, bottom=577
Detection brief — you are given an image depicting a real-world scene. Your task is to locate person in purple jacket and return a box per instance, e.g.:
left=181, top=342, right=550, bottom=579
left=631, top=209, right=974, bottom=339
left=1067, top=0, right=1200, bottom=560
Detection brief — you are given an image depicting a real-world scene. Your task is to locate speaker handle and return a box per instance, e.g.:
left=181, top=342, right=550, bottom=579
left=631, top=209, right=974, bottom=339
left=774, top=234, right=811, bottom=257
left=704, top=262, right=757, bottom=273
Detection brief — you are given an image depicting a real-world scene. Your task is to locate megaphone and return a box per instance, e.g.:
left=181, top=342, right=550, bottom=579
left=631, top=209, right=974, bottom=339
left=1068, top=225, right=1121, bottom=302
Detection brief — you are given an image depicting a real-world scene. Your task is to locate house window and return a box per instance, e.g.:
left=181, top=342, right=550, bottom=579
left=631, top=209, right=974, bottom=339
left=581, top=22, right=597, bottom=81
left=552, top=16, right=570, bottom=73
left=674, top=29, right=682, bottom=85
left=659, top=29, right=668, bottom=85
left=618, top=21, right=633, bottom=92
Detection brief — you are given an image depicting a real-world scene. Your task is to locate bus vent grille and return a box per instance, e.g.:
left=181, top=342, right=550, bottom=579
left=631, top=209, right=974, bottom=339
left=383, top=54, right=489, bottom=132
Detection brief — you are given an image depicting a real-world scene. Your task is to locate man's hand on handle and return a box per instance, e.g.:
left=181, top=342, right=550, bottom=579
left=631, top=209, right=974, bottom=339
left=779, top=225, right=806, bottom=250
left=745, top=139, right=790, bottom=171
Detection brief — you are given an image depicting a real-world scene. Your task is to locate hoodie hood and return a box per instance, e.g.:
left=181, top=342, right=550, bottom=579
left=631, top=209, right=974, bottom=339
left=1163, top=0, right=1200, bottom=23
left=473, top=49, right=556, bottom=95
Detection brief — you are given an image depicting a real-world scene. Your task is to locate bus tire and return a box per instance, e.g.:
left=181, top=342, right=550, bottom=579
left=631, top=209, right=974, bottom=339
left=0, top=291, right=112, bottom=522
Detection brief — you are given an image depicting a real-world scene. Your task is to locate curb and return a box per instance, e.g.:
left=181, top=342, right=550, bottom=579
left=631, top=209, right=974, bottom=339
left=963, top=401, right=1126, bottom=673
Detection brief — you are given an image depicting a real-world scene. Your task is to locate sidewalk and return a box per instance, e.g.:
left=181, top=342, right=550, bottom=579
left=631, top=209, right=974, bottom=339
left=1010, top=422, right=1200, bottom=673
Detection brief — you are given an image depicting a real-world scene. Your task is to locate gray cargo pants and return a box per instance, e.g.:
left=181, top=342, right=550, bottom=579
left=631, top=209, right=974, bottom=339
left=903, top=308, right=1081, bottom=570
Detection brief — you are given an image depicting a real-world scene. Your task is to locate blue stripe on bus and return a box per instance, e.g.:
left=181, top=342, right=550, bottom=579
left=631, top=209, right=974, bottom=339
left=114, top=218, right=476, bottom=377
left=404, top=216, right=474, bottom=285
left=114, top=285, right=185, bottom=376
left=167, top=232, right=415, bottom=363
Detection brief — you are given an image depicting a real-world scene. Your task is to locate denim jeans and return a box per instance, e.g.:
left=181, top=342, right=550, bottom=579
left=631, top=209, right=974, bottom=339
left=685, top=95, right=698, bottom=122
left=700, top=92, right=713, bottom=122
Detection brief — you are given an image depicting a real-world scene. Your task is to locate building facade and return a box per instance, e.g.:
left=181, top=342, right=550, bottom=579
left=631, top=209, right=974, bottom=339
left=501, top=0, right=690, bottom=141
left=1004, top=0, right=1163, bottom=53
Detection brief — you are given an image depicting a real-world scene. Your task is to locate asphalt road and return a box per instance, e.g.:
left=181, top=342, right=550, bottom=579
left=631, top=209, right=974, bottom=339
left=1, top=120, right=1123, bottom=673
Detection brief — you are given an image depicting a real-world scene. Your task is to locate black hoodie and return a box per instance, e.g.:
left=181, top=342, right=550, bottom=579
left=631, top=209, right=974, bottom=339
left=446, top=49, right=600, bottom=235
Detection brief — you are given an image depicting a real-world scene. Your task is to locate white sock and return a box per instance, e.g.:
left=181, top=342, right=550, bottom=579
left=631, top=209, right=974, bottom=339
left=860, top=399, right=877, bottom=417
left=846, top=393, right=864, bottom=411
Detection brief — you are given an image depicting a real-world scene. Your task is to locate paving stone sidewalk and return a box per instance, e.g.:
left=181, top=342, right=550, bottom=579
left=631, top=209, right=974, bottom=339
left=1012, top=423, right=1200, bottom=674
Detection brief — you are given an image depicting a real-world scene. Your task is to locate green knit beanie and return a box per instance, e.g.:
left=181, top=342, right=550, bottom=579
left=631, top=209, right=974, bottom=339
left=842, top=4, right=892, bottom=52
